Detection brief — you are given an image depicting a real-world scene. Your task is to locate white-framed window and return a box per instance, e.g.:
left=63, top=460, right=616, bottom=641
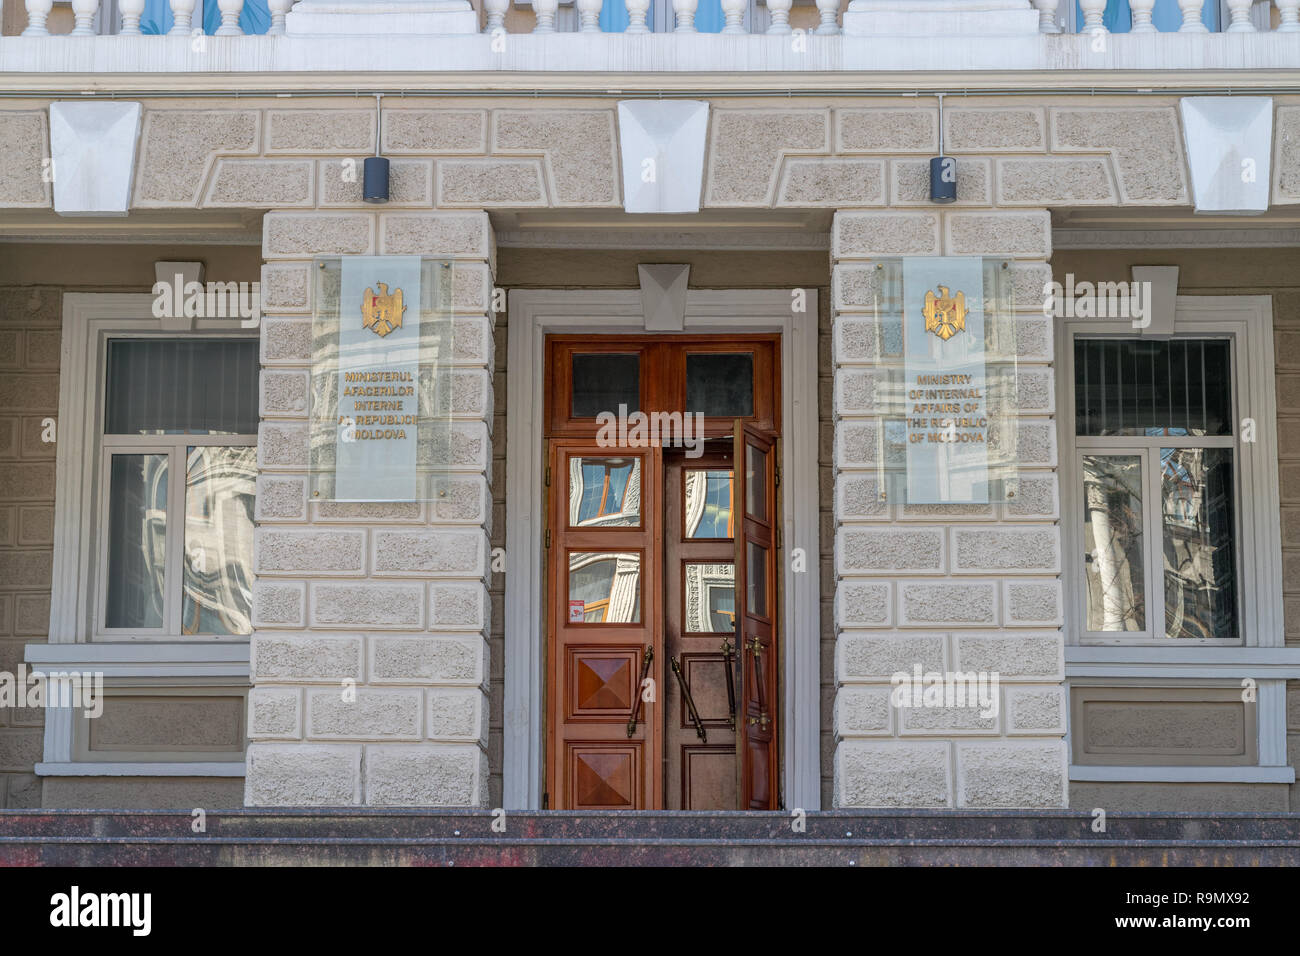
left=95, top=337, right=258, bottom=638
left=1071, top=335, right=1239, bottom=645
left=1059, top=300, right=1280, bottom=649
left=50, top=296, right=259, bottom=644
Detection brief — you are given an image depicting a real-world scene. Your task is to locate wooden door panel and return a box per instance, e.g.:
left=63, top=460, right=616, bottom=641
left=734, top=420, right=780, bottom=810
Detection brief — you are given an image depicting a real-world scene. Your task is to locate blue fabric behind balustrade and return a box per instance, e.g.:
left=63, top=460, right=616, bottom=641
left=1073, top=0, right=1220, bottom=30
left=598, top=0, right=726, bottom=30
left=142, top=0, right=271, bottom=33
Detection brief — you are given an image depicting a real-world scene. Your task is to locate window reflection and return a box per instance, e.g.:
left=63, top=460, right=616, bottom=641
left=684, top=563, right=735, bottom=633
left=105, top=454, right=168, bottom=629
left=570, top=457, right=640, bottom=528
left=1162, top=448, right=1236, bottom=639
left=568, top=551, right=642, bottom=623
left=183, top=446, right=255, bottom=635
left=684, top=470, right=733, bottom=538
left=1082, top=455, right=1145, bottom=632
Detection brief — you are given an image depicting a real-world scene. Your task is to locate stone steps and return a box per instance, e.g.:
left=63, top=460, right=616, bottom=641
left=1, top=809, right=1298, bottom=865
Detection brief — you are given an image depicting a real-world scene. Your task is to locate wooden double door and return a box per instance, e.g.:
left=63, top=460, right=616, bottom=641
left=543, top=336, right=781, bottom=810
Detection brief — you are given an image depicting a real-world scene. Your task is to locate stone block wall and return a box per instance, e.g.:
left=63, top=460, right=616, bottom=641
left=0, top=285, right=59, bottom=809
left=830, top=208, right=1067, bottom=808
left=245, top=209, right=496, bottom=807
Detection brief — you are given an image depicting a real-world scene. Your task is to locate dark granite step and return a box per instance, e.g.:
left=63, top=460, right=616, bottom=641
left=1, top=809, right=1298, bottom=865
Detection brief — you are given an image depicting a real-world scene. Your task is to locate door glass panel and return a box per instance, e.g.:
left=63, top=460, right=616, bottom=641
left=183, top=446, right=256, bottom=635
left=1161, top=447, right=1236, bottom=640
left=745, top=444, right=766, bottom=521
left=570, top=457, right=641, bottom=528
left=1082, top=454, right=1145, bottom=632
left=684, top=562, right=735, bottom=633
left=746, top=542, right=767, bottom=619
left=105, top=453, right=168, bottom=629
left=568, top=551, right=642, bottom=623
left=572, top=353, right=640, bottom=418
left=687, top=353, right=753, bottom=417
left=684, top=470, right=733, bottom=538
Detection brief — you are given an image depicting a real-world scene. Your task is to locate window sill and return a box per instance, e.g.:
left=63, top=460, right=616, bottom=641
left=1065, top=646, right=1300, bottom=679
left=35, top=762, right=246, bottom=777
left=25, top=642, right=249, bottom=678
left=1070, top=765, right=1296, bottom=785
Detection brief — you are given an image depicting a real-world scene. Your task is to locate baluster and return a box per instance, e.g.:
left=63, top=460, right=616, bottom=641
left=22, top=0, right=54, bottom=35
left=720, top=0, right=744, bottom=32
left=766, top=0, right=791, bottom=33
left=71, top=0, right=99, bottom=34
left=533, top=0, right=558, bottom=31
left=1078, top=0, right=1107, bottom=30
left=168, top=0, right=198, bottom=35
left=120, top=0, right=145, bottom=33
left=1177, top=0, right=1209, bottom=30
left=1225, top=0, right=1256, bottom=28
left=625, top=0, right=650, bottom=33
left=1128, top=0, right=1155, bottom=30
left=268, top=0, right=293, bottom=33
left=813, top=0, right=838, bottom=33
left=483, top=0, right=508, bottom=29
left=578, top=0, right=602, bottom=30
left=1278, top=0, right=1300, bottom=30
left=673, top=0, right=698, bottom=32
left=1031, top=0, right=1061, bottom=31
left=216, top=0, right=245, bottom=34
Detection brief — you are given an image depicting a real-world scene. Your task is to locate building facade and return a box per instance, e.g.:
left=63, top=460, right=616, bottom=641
left=1, top=0, right=1299, bottom=815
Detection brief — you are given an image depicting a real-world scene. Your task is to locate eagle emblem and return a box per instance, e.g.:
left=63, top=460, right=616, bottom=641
left=922, top=285, right=967, bottom=342
left=361, top=282, right=405, bottom=338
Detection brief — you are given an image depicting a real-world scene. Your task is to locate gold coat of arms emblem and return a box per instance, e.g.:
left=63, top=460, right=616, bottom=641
left=361, top=282, right=405, bottom=338
left=922, top=285, right=968, bottom=341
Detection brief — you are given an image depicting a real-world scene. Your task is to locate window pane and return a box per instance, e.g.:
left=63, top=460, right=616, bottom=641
left=105, top=339, right=259, bottom=435
left=568, top=551, right=641, bottom=623
left=746, top=541, right=767, bottom=619
left=1162, top=448, right=1236, bottom=640
left=1082, top=454, right=1145, bottom=633
left=1074, top=339, right=1231, bottom=437
left=105, top=454, right=168, bottom=629
left=183, top=446, right=255, bottom=635
left=571, top=353, right=639, bottom=418
left=569, top=457, right=640, bottom=528
left=686, top=353, right=753, bottom=417
left=684, top=470, right=733, bottom=538
left=745, top=444, right=766, bottom=521
left=684, top=563, right=735, bottom=633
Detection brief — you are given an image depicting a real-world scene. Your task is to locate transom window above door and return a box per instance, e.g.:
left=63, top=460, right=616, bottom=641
left=546, top=336, right=777, bottom=436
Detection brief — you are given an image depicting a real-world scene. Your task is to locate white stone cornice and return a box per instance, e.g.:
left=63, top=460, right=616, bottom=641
left=1054, top=226, right=1300, bottom=247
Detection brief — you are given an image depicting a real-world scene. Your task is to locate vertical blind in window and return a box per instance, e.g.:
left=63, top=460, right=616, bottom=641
left=105, top=339, right=259, bottom=435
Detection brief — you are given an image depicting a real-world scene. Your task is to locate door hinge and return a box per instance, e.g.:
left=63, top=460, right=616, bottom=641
left=776, top=526, right=782, bottom=551
left=545, top=528, right=551, bottom=549
left=543, top=792, right=549, bottom=810
left=774, top=463, right=781, bottom=489
left=544, top=465, right=551, bottom=487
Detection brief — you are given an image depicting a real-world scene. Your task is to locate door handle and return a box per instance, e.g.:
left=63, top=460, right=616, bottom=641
left=626, top=645, right=653, bottom=738
left=721, top=638, right=737, bottom=731
left=670, top=656, right=708, bottom=743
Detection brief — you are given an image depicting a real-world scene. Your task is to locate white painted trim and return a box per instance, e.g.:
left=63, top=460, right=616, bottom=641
left=41, top=293, right=256, bottom=780
left=1069, top=765, right=1295, bottom=784
left=34, top=762, right=247, bottom=777
left=504, top=288, right=821, bottom=810
left=1056, top=295, right=1289, bottom=786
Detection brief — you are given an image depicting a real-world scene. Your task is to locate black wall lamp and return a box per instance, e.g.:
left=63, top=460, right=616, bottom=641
left=930, top=93, right=956, bottom=204
left=364, top=93, right=390, bottom=204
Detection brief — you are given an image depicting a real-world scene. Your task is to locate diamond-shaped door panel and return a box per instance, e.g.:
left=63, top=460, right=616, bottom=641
left=568, top=648, right=638, bottom=718
left=569, top=744, right=640, bottom=809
